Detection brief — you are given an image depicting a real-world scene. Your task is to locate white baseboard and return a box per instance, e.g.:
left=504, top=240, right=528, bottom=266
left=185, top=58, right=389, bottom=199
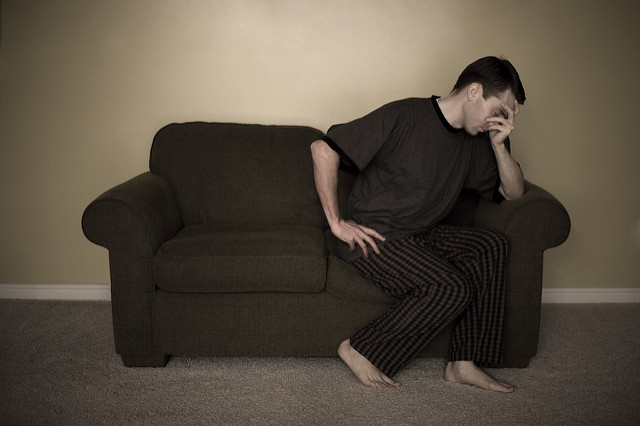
left=541, top=288, right=640, bottom=303
left=0, top=284, right=639, bottom=303
left=0, top=284, right=111, bottom=301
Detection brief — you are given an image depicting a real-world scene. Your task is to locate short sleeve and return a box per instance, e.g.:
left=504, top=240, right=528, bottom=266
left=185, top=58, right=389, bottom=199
left=324, top=102, right=402, bottom=172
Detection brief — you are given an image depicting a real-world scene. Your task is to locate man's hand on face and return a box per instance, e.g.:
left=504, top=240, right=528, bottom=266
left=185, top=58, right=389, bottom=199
left=331, top=219, right=386, bottom=258
left=486, top=100, right=519, bottom=147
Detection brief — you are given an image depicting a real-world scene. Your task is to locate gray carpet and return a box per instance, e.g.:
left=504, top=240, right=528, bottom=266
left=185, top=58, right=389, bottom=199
left=1, top=300, right=639, bottom=425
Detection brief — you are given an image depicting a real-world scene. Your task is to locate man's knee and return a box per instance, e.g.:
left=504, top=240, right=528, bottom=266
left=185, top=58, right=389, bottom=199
left=416, top=273, right=474, bottom=312
left=477, top=229, right=509, bottom=259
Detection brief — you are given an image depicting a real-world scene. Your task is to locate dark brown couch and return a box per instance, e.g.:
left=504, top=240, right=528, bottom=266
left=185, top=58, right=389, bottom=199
left=82, top=122, right=570, bottom=368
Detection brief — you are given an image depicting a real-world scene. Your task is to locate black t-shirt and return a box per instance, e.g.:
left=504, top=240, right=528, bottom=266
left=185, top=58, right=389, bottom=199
left=324, top=96, right=501, bottom=261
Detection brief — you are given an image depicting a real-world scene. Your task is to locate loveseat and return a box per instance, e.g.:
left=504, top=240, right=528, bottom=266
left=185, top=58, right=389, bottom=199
left=82, top=122, right=570, bottom=368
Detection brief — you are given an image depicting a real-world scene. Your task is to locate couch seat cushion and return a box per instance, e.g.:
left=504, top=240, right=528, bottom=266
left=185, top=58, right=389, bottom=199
left=154, top=224, right=327, bottom=293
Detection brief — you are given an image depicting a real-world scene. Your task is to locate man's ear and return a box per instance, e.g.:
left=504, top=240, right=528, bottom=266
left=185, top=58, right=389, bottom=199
left=467, top=83, right=483, bottom=101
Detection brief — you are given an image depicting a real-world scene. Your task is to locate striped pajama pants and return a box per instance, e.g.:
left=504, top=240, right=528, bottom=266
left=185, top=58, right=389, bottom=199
left=350, top=224, right=509, bottom=377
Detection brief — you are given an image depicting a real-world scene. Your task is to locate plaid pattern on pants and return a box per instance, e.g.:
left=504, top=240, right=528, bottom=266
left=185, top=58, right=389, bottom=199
left=350, top=224, right=509, bottom=377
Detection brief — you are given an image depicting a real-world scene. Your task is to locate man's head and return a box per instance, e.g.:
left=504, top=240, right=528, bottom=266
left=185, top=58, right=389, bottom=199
left=450, top=56, right=525, bottom=136
left=452, top=56, right=526, bottom=105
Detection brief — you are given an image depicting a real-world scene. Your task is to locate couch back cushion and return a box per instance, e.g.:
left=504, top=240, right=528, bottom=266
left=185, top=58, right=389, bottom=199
left=150, top=122, right=325, bottom=227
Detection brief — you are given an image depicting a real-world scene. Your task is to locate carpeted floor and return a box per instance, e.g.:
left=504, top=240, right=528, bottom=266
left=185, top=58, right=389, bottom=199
left=1, top=300, right=639, bottom=425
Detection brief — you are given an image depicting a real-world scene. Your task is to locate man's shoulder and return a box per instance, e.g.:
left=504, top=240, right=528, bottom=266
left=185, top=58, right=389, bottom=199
left=384, top=97, right=431, bottom=109
left=376, top=97, right=434, bottom=123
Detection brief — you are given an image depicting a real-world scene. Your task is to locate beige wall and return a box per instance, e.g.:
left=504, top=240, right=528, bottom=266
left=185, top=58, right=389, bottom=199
left=1, top=0, right=638, bottom=289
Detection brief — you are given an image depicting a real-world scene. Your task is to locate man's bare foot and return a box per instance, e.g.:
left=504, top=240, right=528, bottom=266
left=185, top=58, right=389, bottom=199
left=338, top=339, right=400, bottom=389
left=444, top=361, right=516, bottom=393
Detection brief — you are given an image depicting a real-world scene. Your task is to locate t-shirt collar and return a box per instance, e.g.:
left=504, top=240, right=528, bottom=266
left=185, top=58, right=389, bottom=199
left=431, top=95, right=462, bottom=134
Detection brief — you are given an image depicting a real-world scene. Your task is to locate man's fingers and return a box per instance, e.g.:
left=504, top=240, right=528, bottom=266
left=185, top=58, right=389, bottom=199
left=362, top=234, right=381, bottom=255
left=355, top=232, right=381, bottom=257
left=487, top=115, right=514, bottom=130
left=349, top=230, right=381, bottom=258
left=335, top=219, right=385, bottom=257
left=486, top=120, right=513, bottom=132
left=358, top=226, right=384, bottom=254
left=364, top=227, right=386, bottom=242
left=503, top=103, right=514, bottom=121
left=503, top=101, right=519, bottom=121
left=355, top=237, right=369, bottom=258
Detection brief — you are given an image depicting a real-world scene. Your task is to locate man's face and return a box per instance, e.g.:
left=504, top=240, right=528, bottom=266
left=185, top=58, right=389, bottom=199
left=464, top=87, right=517, bottom=136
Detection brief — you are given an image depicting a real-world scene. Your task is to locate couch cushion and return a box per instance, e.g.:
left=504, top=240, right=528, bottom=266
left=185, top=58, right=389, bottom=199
left=154, top=224, right=327, bottom=293
left=325, top=255, right=394, bottom=304
left=150, top=122, right=325, bottom=227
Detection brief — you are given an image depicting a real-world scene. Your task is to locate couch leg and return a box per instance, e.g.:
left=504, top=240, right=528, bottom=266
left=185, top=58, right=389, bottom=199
left=499, top=356, right=530, bottom=368
left=121, top=354, right=170, bottom=367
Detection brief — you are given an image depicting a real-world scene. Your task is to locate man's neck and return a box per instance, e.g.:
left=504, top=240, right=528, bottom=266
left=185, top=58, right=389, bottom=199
left=436, top=92, right=465, bottom=130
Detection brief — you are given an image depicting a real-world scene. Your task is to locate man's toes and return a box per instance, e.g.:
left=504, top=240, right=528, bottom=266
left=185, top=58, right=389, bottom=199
left=384, top=377, right=400, bottom=387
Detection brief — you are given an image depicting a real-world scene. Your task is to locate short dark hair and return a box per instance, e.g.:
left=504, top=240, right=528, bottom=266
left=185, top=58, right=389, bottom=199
left=452, top=56, right=526, bottom=104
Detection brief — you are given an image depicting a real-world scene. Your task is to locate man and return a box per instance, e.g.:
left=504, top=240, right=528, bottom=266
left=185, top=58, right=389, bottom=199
left=310, top=56, right=526, bottom=392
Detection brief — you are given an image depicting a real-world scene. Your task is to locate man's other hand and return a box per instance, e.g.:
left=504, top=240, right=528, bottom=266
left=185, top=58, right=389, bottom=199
left=486, top=100, right=519, bottom=147
left=331, top=219, right=386, bottom=258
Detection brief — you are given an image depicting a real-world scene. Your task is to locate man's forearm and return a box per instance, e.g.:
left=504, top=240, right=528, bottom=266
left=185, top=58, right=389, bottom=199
left=310, top=139, right=386, bottom=256
left=493, top=143, right=524, bottom=200
left=311, top=140, right=342, bottom=227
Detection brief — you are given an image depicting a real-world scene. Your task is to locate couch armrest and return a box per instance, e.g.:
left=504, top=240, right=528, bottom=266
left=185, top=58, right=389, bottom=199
left=82, top=172, right=182, bottom=355
left=474, top=180, right=571, bottom=251
left=82, top=172, right=181, bottom=253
